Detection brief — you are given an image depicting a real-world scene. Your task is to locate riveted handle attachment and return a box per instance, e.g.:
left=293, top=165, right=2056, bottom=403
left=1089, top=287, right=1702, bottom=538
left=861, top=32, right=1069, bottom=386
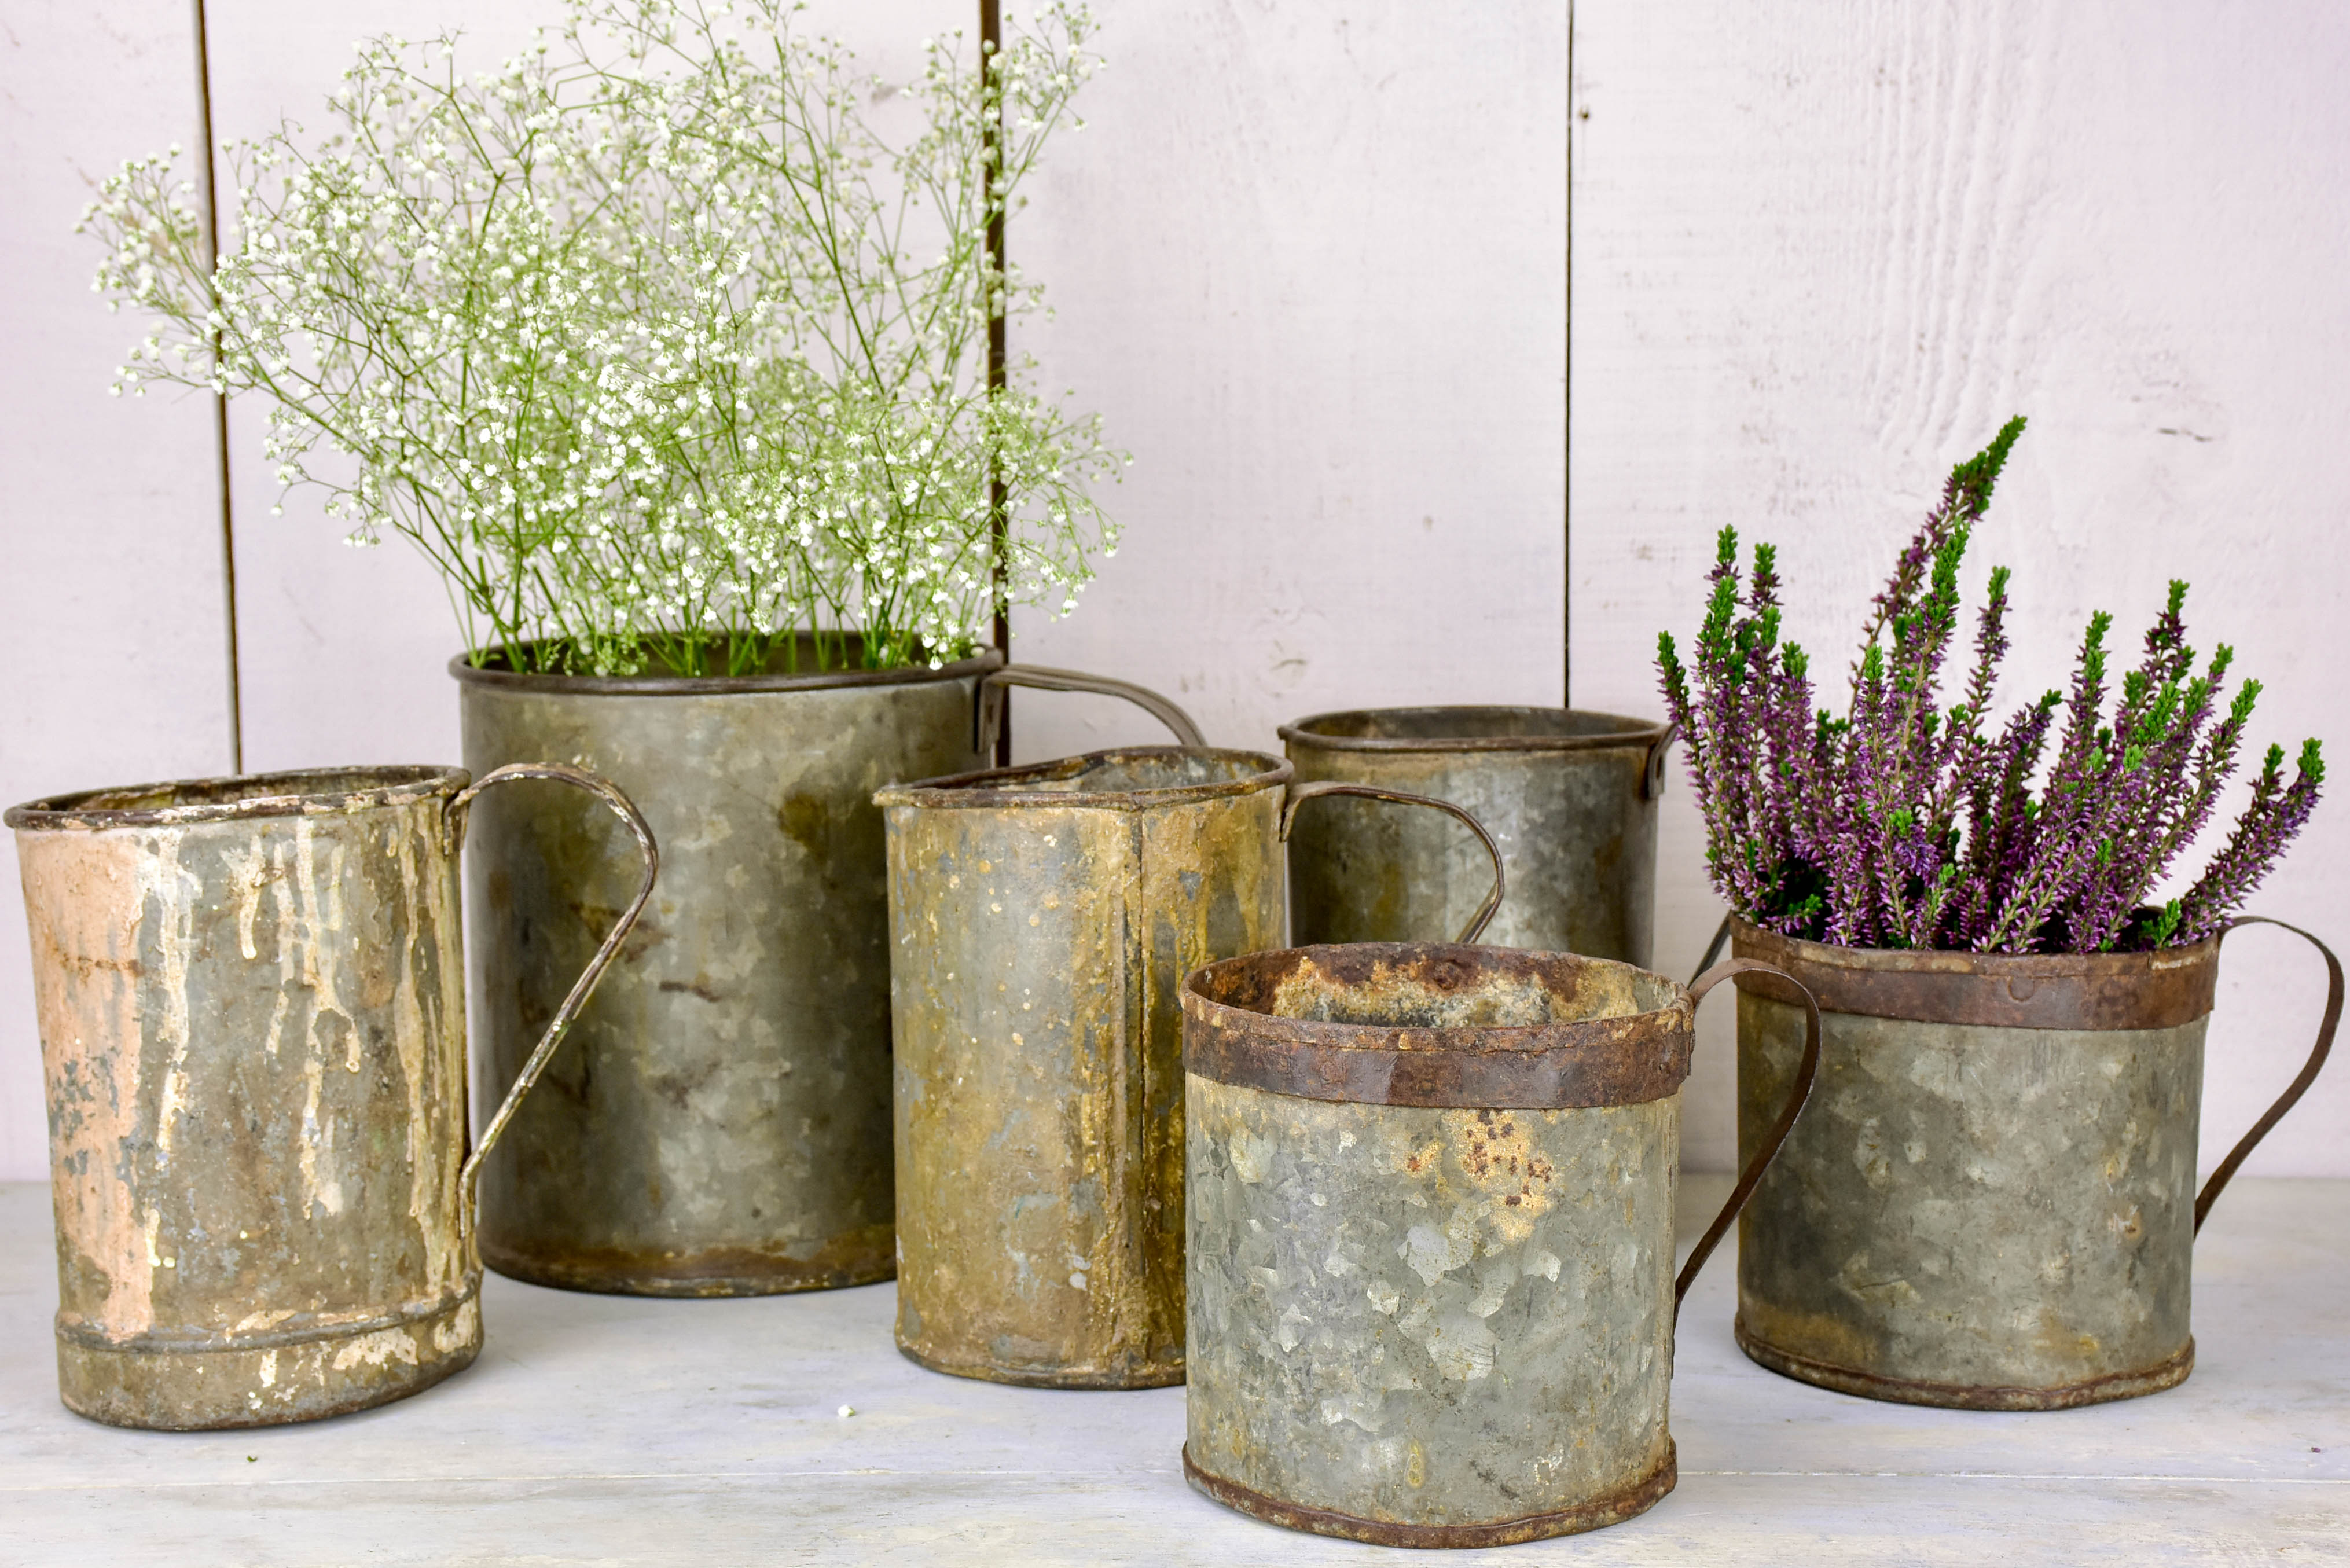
left=2194, top=916, right=2342, bottom=1233
left=975, top=664, right=1207, bottom=758
left=1673, top=957, right=1822, bottom=1319
left=1644, top=720, right=1682, bottom=802
left=446, top=764, right=659, bottom=1240
left=1279, top=780, right=1507, bottom=945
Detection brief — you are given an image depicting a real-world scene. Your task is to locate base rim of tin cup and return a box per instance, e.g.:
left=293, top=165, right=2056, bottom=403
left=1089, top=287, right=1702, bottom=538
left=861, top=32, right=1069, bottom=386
left=894, top=1339, right=1185, bottom=1391
left=1180, top=1440, right=1677, bottom=1548
left=56, top=1291, right=482, bottom=1430
left=482, top=1235, right=895, bottom=1298
left=1735, top=1315, right=2197, bottom=1411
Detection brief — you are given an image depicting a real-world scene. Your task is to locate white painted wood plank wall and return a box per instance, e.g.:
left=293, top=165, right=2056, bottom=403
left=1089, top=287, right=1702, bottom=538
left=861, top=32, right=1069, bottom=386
left=1573, top=1, right=2350, bottom=1174
left=3, top=2, right=2345, bottom=1189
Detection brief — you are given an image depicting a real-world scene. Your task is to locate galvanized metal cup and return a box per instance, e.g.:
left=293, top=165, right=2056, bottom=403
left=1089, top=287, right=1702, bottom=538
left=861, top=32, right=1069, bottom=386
left=451, top=638, right=996, bottom=1297
left=882, top=673, right=1512, bottom=1390
left=1280, top=707, right=1678, bottom=966
left=1180, top=943, right=1823, bottom=1546
left=1722, top=913, right=2342, bottom=1411
left=8, top=765, right=655, bottom=1429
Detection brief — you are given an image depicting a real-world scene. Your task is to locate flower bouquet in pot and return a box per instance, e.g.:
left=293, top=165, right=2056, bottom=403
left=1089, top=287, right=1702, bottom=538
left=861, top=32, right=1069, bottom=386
left=83, top=0, right=1120, bottom=1295
left=1657, top=417, right=2338, bottom=1408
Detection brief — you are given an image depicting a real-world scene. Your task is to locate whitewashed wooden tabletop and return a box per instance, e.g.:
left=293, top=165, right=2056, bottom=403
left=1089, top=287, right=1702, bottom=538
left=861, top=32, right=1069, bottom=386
left=3, top=1174, right=2344, bottom=1566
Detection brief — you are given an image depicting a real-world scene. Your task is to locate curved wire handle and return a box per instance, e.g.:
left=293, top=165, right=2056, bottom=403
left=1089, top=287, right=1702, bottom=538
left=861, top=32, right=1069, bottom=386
left=445, top=764, right=660, bottom=1237
left=975, top=664, right=1207, bottom=757
left=1673, top=957, right=1822, bottom=1320
left=2194, top=915, right=2342, bottom=1233
left=1279, top=780, right=1506, bottom=944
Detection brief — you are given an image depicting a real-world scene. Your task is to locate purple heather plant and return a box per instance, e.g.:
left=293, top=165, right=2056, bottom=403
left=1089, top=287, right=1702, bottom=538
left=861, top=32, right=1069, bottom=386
left=1656, top=417, right=2325, bottom=953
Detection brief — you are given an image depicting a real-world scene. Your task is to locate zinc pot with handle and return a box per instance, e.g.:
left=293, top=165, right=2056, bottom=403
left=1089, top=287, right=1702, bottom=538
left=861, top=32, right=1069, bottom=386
left=880, top=667, right=1510, bottom=1389
left=6, top=764, right=653, bottom=1429
left=1280, top=707, right=1677, bottom=965
left=1723, top=915, right=2341, bottom=1409
left=1178, top=941, right=1824, bottom=1545
left=451, top=637, right=996, bottom=1297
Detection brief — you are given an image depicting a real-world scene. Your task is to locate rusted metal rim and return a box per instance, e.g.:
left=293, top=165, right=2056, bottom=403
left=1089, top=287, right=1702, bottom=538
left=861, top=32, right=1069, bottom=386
left=5, top=765, right=466, bottom=832
left=1183, top=943, right=1695, bottom=1109
left=57, top=1303, right=481, bottom=1432
left=894, top=1341, right=1185, bottom=1391
left=54, top=1281, right=480, bottom=1354
left=1279, top=704, right=1670, bottom=755
left=447, top=641, right=1003, bottom=697
left=877, top=747, right=1294, bottom=813
left=1729, top=919, right=2221, bottom=1032
left=482, top=1235, right=895, bottom=1298
left=1735, top=1317, right=2195, bottom=1411
left=1181, top=1440, right=1677, bottom=1547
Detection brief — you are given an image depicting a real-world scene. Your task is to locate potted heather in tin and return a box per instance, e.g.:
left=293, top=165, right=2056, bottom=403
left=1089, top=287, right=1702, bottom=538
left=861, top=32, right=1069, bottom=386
left=83, top=0, right=1118, bottom=1296
left=1658, top=418, right=2338, bottom=1409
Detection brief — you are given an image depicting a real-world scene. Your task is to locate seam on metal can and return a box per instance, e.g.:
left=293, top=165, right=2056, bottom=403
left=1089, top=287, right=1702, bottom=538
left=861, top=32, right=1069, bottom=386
left=1181, top=1440, right=1678, bottom=1547
left=1735, top=1316, right=2197, bottom=1411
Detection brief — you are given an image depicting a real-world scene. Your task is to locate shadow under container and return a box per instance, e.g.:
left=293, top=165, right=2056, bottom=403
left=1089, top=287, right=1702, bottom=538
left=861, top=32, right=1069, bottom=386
left=7, top=765, right=651, bottom=1428
left=1280, top=707, right=1676, bottom=965
left=880, top=747, right=1292, bottom=1387
left=1180, top=942, right=1821, bottom=1547
left=453, top=639, right=997, bottom=1297
left=1730, top=916, right=2341, bottom=1410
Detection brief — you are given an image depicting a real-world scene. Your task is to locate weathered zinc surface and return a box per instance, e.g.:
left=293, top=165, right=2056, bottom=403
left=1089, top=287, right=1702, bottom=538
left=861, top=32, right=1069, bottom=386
left=455, top=644, right=994, bottom=1295
left=1732, top=921, right=2216, bottom=1408
left=883, top=749, right=1288, bottom=1387
left=10, top=769, right=479, bottom=1429
left=1281, top=707, right=1673, bottom=965
left=1183, top=945, right=1704, bottom=1546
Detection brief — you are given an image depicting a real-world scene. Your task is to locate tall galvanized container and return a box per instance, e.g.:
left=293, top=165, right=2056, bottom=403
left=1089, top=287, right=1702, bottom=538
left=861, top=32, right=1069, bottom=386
left=1280, top=707, right=1677, bottom=965
left=453, top=640, right=996, bottom=1296
left=8, top=764, right=653, bottom=1429
left=884, top=671, right=1510, bottom=1389
left=882, top=746, right=1289, bottom=1387
left=1730, top=915, right=2341, bottom=1409
left=1181, top=942, right=1822, bottom=1545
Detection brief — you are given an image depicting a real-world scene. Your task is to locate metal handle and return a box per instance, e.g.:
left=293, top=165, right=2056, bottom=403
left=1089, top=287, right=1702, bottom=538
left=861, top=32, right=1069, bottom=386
left=445, top=764, right=660, bottom=1237
left=2194, top=915, right=2342, bottom=1233
left=1644, top=720, right=1682, bottom=802
left=1279, top=780, right=1507, bottom=944
left=1673, top=957, right=1822, bottom=1319
left=975, top=664, right=1207, bottom=758
left=1690, top=909, right=1734, bottom=987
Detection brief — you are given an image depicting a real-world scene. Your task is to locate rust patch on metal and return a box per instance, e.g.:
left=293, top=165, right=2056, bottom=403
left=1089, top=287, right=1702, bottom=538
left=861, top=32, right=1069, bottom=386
left=884, top=747, right=1288, bottom=1389
left=482, top=1225, right=894, bottom=1298
left=1183, top=943, right=1693, bottom=1108
left=1182, top=1442, right=1679, bottom=1548
left=1730, top=919, right=2220, bottom=1031
left=1736, top=1318, right=2195, bottom=1411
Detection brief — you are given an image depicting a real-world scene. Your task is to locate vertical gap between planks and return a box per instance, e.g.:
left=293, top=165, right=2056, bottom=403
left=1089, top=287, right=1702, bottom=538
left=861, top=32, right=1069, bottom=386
left=190, top=0, right=244, bottom=774
left=1561, top=0, right=1575, bottom=710
left=982, top=0, right=1012, bottom=763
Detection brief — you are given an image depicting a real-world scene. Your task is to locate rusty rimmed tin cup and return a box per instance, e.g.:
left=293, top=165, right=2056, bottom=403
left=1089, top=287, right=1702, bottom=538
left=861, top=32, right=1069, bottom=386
left=1723, top=913, right=2342, bottom=1411
left=1178, top=941, right=1822, bottom=1547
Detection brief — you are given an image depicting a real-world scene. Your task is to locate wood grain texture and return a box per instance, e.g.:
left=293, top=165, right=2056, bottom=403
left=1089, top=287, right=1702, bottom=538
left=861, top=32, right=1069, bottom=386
left=1571, top=0, right=2350, bottom=1174
left=0, top=4, right=241, bottom=1180
left=0, top=1, right=1566, bottom=1180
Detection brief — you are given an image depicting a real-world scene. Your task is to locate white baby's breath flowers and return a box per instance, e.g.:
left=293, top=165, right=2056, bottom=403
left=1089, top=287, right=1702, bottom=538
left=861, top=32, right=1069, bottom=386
left=82, top=0, right=1116, bottom=677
